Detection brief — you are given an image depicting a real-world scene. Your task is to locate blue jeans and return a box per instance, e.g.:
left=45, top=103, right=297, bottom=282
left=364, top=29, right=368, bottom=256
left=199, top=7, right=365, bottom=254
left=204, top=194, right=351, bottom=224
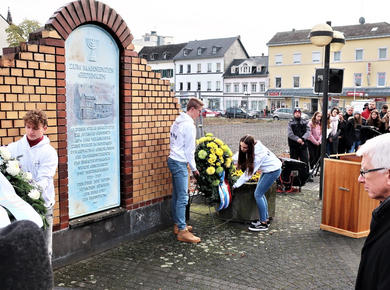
left=167, top=158, right=188, bottom=231
left=254, top=168, right=281, bottom=222
left=349, top=140, right=361, bottom=153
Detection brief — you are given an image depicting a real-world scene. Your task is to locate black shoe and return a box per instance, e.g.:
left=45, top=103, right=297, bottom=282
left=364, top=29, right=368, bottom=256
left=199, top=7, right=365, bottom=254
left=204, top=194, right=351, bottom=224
left=307, top=177, right=314, bottom=182
left=251, top=219, right=271, bottom=226
left=248, top=222, right=269, bottom=232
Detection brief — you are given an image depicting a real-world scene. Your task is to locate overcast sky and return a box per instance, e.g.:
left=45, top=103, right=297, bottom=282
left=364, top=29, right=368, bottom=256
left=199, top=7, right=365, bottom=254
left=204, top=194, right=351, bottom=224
left=1, top=0, right=390, bottom=55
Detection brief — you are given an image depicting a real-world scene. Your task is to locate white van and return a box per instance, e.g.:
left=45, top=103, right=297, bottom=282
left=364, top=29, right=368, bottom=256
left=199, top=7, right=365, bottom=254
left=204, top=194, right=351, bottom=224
left=350, top=100, right=374, bottom=113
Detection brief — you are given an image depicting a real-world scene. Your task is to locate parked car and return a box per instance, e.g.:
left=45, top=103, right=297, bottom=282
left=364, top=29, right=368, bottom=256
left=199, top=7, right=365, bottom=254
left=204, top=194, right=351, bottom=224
left=249, top=110, right=263, bottom=118
left=225, top=107, right=255, bottom=118
left=271, top=108, right=309, bottom=120
left=201, top=108, right=221, bottom=117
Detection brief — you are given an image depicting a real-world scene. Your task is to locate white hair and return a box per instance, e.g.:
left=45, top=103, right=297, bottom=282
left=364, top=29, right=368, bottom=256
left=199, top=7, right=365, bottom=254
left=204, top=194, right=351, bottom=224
left=356, top=134, right=390, bottom=167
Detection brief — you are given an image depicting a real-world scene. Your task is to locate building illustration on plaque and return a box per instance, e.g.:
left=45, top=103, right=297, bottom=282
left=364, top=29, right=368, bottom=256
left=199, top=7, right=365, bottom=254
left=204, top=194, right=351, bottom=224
left=79, top=93, right=112, bottom=120
left=68, top=82, right=115, bottom=123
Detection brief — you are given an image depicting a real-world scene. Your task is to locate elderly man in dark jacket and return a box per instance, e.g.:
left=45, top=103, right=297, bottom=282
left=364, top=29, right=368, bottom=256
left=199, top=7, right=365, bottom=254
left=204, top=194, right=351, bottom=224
left=287, top=108, right=311, bottom=165
left=355, top=134, right=390, bottom=289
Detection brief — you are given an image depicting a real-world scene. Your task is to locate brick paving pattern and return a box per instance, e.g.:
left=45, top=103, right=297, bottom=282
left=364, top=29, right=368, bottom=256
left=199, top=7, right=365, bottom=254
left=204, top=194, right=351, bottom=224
left=54, top=119, right=365, bottom=289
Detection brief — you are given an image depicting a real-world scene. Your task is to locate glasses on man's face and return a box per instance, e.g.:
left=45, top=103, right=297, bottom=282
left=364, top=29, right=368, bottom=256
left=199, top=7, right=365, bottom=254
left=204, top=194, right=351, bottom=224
left=360, top=167, right=386, bottom=177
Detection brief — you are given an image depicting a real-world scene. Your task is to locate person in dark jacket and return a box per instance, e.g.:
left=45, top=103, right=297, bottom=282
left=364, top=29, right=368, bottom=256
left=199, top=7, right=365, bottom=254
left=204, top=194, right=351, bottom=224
left=337, top=113, right=348, bottom=153
left=287, top=108, right=310, bottom=165
left=379, top=104, right=388, bottom=119
left=0, top=220, right=53, bottom=290
left=345, top=111, right=365, bottom=153
left=343, top=105, right=354, bottom=122
left=382, top=111, right=390, bottom=133
left=362, top=109, right=382, bottom=142
left=355, top=134, right=390, bottom=289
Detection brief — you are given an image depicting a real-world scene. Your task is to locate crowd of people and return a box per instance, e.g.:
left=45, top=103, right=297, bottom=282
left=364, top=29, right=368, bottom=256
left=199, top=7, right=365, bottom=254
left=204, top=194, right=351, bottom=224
left=288, top=102, right=389, bottom=172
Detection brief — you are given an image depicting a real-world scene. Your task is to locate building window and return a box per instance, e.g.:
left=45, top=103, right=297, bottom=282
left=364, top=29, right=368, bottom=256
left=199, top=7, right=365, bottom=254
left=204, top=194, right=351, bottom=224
left=216, top=63, right=221, bottom=72
left=354, top=73, right=362, bottom=86
left=355, top=49, right=363, bottom=61
left=234, top=83, right=239, bottom=93
left=183, top=49, right=189, bottom=56
left=225, top=83, right=231, bottom=93
left=197, top=48, right=202, bottom=55
left=197, top=63, right=201, bottom=73
left=216, top=81, right=221, bottom=91
left=242, top=83, right=248, bottom=93
left=207, top=81, right=212, bottom=91
left=293, top=53, right=301, bottom=64
left=251, top=83, right=257, bottom=92
left=179, top=82, right=183, bottom=91
left=333, top=51, right=341, bottom=62
left=179, top=65, right=183, bottom=73
left=231, top=66, right=236, bottom=73
left=187, top=82, right=191, bottom=91
left=187, top=64, right=191, bottom=73
left=312, top=51, right=321, bottom=63
left=294, top=99, right=299, bottom=108
left=226, top=100, right=232, bottom=108
left=275, top=54, right=283, bottom=65
left=275, top=77, right=282, bottom=88
left=162, top=52, right=168, bottom=59
left=259, top=82, right=265, bottom=92
left=379, top=48, right=387, bottom=59
left=378, top=72, right=386, bottom=87
left=207, top=63, right=212, bottom=72
left=251, top=101, right=258, bottom=110
left=197, top=82, right=201, bottom=91
left=293, top=76, right=300, bottom=88
left=212, top=46, right=217, bottom=54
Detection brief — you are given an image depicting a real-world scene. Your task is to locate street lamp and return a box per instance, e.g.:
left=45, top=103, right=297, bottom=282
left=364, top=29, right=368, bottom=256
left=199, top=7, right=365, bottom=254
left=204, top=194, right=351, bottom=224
left=309, top=21, right=345, bottom=199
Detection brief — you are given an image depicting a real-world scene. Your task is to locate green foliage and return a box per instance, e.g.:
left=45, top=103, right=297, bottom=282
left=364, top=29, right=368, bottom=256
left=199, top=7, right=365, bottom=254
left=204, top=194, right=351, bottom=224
left=6, top=19, right=41, bottom=47
left=194, top=134, right=235, bottom=204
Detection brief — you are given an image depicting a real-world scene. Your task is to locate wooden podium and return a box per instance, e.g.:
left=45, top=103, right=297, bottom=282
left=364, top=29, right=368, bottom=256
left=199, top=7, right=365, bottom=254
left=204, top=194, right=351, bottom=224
left=321, top=154, right=379, bottom=238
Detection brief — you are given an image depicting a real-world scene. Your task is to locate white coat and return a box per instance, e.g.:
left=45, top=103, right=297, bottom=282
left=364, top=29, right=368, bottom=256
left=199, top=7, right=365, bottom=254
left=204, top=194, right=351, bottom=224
left=8, top=135, right=58, bottom=208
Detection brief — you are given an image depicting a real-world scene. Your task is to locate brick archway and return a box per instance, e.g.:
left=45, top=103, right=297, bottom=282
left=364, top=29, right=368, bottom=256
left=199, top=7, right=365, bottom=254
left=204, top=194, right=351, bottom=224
left=42, top=0, right=137, bottom=231
left=46, top=0, right=133, bottom=49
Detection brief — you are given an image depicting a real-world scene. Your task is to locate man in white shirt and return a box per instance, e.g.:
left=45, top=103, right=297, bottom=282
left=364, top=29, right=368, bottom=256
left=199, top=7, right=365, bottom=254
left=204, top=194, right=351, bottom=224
left=7, top=109, right=58, bottom=259
left=168, top=98, right=203, bottom=243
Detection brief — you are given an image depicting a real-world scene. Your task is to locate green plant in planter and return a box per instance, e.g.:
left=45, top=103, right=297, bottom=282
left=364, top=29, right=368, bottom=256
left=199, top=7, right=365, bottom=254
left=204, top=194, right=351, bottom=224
left=194, top=133, right=235, bottom=204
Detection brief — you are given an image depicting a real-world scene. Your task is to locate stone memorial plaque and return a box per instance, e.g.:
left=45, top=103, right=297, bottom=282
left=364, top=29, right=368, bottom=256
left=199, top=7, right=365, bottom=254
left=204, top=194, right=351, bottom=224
left=66, top=24, right=120, bottom=218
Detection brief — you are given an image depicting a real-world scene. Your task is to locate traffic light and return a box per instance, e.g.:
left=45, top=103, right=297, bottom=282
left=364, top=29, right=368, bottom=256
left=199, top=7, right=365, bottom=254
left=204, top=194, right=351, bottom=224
left=314, top=68, right=344, bottom=94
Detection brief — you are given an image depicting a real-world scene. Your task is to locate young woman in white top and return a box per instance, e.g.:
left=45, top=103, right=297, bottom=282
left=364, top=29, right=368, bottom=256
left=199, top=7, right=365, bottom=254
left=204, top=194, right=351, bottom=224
left=233, top=135, right=282, bottom=231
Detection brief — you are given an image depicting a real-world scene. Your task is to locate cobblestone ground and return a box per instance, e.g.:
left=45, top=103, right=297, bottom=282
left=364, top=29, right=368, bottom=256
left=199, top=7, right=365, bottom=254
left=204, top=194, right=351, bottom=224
left=202, top=118, right=289, bottom=156
left=54, top=119, right=365, bottom=289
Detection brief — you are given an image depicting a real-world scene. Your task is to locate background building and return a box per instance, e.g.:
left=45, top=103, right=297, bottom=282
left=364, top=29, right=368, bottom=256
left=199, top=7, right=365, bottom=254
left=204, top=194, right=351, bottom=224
left=139, top=43, right=187, bottom=91
left=223, top=55, right=269, bottom=112
left=267, top=20, right=390, bottom=112
left=132, top=31, right=174, bottom=52
left=174, top=36, right=249, bottom=110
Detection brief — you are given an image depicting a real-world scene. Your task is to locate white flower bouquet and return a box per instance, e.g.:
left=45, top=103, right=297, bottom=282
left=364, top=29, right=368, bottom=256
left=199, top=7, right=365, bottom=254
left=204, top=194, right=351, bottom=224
left=0, top=147, right=47, bottom=228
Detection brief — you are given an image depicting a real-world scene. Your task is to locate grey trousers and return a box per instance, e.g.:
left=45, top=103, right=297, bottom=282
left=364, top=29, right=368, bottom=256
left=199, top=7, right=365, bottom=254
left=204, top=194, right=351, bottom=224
left=43, top=206, right=53, bottom=260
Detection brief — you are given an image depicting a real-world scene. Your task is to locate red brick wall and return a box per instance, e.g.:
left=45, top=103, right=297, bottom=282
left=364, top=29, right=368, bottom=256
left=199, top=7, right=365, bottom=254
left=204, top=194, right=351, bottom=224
left=0, top=0, right=178, bottom=231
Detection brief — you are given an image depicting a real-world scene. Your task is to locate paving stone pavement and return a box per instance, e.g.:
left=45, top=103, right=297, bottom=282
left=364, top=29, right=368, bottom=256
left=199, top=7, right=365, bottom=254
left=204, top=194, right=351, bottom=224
left=54, top=176, right=365, bottom=289
left=54, top=119, right=365, bottom=289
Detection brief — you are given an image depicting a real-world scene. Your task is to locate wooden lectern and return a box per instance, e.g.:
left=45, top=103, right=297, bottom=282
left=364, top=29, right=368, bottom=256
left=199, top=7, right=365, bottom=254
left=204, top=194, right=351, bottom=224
left=321, top=153, right=379, bottom=238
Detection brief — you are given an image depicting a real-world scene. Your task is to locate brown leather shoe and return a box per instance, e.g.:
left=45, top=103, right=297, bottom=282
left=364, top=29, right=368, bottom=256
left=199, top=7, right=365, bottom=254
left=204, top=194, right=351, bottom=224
left=173, top=224, right=193, bottom=235
left=177, top=229, right=201, bottom=243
